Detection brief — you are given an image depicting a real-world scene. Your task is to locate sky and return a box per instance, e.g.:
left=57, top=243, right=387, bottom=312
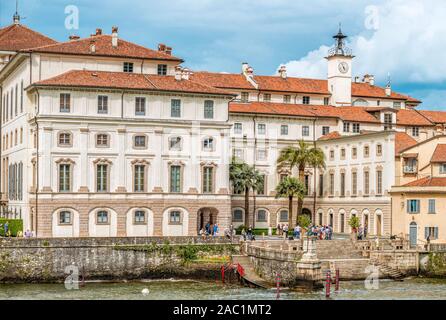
left=1, top=0, right=445, bottom=110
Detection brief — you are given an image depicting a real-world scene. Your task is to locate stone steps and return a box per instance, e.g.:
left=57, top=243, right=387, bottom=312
left=315, top=240, right=364, bottom=260
left=232, top=255, right=273, bottom=289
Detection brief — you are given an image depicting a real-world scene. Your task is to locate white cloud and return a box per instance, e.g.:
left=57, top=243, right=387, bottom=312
left=281, top=0, right=446, bottom=84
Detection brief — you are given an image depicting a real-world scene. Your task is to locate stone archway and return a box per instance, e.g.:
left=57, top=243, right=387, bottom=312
left=197, top=207, right=219, bottom=235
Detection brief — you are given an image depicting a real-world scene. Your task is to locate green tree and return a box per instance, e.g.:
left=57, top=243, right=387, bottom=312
left=229, top=158, right=265, bottom=227
left=275, top=177, right=306, bottom=227
left=277, top=141, right=325, bottom=225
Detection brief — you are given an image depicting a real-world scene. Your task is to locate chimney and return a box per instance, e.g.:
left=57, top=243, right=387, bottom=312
left=354, top=76, right=360, bottom=83
left=241, top=62, right=258, bottom=89
left=69, top=35, right=80, bottom=41
left=363, top=74, right=371, bottom=84
left=278, top=65, right=287, bottom=79
left=181, top=68, right=190, bottom=80
left=96, top=28, right=102, bottom=36
left=369, top=75, right=375, bottom=86
left=175, top=66, right=183, bottom=81
left=89, top=40, right=96, bottom=53
left=158, top=43, right=166, bottom=52
left=165, top=47, right=172, bottom=56
left=13, top=12, right=20, bottom=25
left=241, top=62, right=249, bottom=75
left=111, top=26, right=119, bottom=48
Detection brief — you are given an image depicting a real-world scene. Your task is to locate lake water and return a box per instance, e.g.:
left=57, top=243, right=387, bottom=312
left=1, top=277, right=446, bottom=300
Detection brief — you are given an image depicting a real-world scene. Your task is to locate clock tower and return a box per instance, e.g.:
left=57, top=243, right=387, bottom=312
left=326, top=26, right=354, bottom=106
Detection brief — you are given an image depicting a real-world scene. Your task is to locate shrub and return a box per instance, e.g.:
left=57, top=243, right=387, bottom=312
left=298, top=215, right=312, bottom=229
left=0, top=219, right=23, bottom=237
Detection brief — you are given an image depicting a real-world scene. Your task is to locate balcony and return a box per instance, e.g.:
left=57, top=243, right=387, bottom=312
left=403, top=166, right=417, bottom=174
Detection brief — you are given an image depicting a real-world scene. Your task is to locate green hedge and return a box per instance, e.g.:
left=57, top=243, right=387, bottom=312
left=0, top=219, right=23, bottom=237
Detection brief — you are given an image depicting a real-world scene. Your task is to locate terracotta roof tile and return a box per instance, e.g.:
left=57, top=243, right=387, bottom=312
left=430, top=144, right=446, bottom=163
left=418, top=110, right=446, bottom=124
left=318, top=131, right=341, bottom=141
left=30, top=70, right=233, bottom=96
left=254, top=76, right=329, bottom=94
left=0, top=23, right=56, bottom=51
left=396, top=109, right=434, bottom=126
left=229, top=102, right=318, bottom=117
left=26, top=34, right=182, bottom=61
left=352, top=82, right=420, bottom=102
left=395, top=132, right=418, bottom=154
left=190, top=72, right=254, bottom=90
left=402, top=176, right=446, bottom=187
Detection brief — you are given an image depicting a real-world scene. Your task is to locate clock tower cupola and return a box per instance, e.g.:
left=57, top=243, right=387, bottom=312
left=326, top=25, right=354, bottom=106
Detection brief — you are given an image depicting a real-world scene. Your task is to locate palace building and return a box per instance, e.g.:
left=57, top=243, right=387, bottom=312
left=1, top=13, right=446, bottom=242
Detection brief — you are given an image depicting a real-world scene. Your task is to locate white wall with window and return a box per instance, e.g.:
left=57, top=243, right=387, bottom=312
left=52, top=208, right=80, bottom=237
left=88, top=208, right=118, bottom=237
left=162, top=207, right=189, bottom=236
left=126, top=208, right=154, bottom=237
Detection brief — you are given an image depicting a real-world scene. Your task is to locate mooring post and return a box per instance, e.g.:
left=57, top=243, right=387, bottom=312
left=276, top=273, right=281, bottom=300
left=335, top=269, right=340, bottom=292
left=221, top=265, right=225, bottom=284
left=325, top=270, right=331, bottom=298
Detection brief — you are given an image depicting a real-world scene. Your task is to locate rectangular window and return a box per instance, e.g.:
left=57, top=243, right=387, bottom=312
left=241, top=92, right=249, bottom=103
left=364, top=146, right=370, bottom=157
left=329, top=173, right=334, bottom=196
left=425, top=227, right=439, bottom=240
left=302, top=126, right=310, bottom=137
left=376, top=170, right=383, bottom=195
left=393, top=102, right=402, bottom=109
left=234, top=123, right=243, bottom=134
left=257, top=149, right=267, bottom=161
left=96, top=134, right=109, bottom=147
left=202, top=167, right=214, bottom=193
left=279, top=210, right=288, bottom=222
left=364, top=171, right=370, bottom=195
left=340, top=172, right=345, bottom=197
left=233, top=148, right=243, bottom=160
left=352, top=172, right=357, bottom=196
left=302, top=96, right=310, bottom=104
left=258, top=124, right=266, bottom=135
left=96, top=164, right=108, bottom=192
left=169, top=211, right=181, bottom=224
left=352, top=123, right=360, bottom=133
left=233, top=209, right=243, bottom=222
left=134, top=211, right=146, bottom=224
left=318, top=174, right=324, bottom=197
left=324, top=97, right=329, bottom=105
left=97, top=95, right=108, bottom=114
left=377, top=144, right=382, bottom=156
left=257, top=210, right=267, bottom=222
left=59, top=164, right=71, bottom=192
left=123, top=62, right=134, bottom=73
left=407, top=200, right=420, bottom=213
left=352, top=147, right=357, bottom=158
left=134, top=135, right=146, bottom=148
left=341, top=148, right=346, bottom=159
left=384, top=113, right=393, bottom=130
left=60, top=93, right=71, bottom=113
left=135, top=97, right=146, bottom=116
left=169, top=137, right=182, bottom=151
left=157, top=64, right=167, bottom=76
left=283, top=95, right=291, bottom=103
left=322, top=126, right=330, bottom=136
left=263, top=93, right=271, bottom=102
left=440, top=164, right=446, bottom=174
left=204, top=100, right=214, bottom=119
left=343, top=122, right=350, bottom=133
left=171, top=99, right=181, bottom=118
left=97, top=211, right=109, bottom=224
left=134, top=165, right=145, bottom=192
left=59, top=211, right=71, bottom=225
left=170, top=165, right=181, bottom=193
left=411, top=127, right=419, bottom=137
left=428, top=199, right=436, bottom=214
left=280, top=125, right=289, bottom=135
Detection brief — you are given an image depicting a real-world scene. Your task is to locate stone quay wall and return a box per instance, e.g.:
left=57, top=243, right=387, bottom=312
left=0, top=237, right=239, bottom=283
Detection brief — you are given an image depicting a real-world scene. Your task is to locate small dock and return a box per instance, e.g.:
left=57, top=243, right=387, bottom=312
left=232, top=255, right=273, bottom=289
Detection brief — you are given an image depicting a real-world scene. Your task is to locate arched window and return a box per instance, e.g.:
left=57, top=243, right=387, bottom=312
left=233, top=209, right=243, bottom=222
left=352, top=99, right=369, bottom=107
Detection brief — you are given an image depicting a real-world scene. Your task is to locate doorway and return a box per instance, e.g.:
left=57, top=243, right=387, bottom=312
left=340, top=213, right=345, bottom=233
left=409, top=222, right=418, bottom=248
left=376, top=214, right=382, bottom=236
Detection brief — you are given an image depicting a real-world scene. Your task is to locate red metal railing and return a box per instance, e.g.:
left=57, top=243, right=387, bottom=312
left=236, top=263, right=245, bottom=277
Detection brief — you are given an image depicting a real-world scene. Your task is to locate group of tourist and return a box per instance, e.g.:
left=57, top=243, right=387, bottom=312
left=198, top=222, right=220, bottom=238
left=240, top=226, right=256, bottom=241
left=357, top=225, right=368, bottom=240
left=276, top=223, right=334, bottom=240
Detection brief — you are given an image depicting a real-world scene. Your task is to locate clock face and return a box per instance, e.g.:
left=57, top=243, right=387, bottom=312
left=338, top=62, right=349, bottom=74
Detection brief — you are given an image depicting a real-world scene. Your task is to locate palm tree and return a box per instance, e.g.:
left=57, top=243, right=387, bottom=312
left=229, top=158, right=265, bottom=227
left=275, top=177, right=306, bottom=227
left=277, top=140, right=325, bottom=224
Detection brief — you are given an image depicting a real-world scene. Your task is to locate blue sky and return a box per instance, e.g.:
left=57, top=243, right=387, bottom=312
left=1, top=0, right=445, bottom=110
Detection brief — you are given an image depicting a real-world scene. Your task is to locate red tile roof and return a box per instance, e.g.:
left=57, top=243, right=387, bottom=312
left=25, top=34, right=182, bottom=61
left=30, top=70, right=234, bottom=96
left=430, top=144, right=446, bottom=163
left=190, top=72, right=255, bottom=90
left=0, top=23, right=56, bottom=51
left=318, top=131, right=341, bottom=141
left=396, top=109, right=434, bottom=126
left=395, top=132, right=418, bottom=154
left=352, top=82, right=420, bottom=102
left=418, top=110, right=446, bottom=124
left=254, top=76, right=329, bottom=94
left=229, top=102, right=381, bottom=123
left=402, top=176, right=446, bottom=187
left=191, top=72, right=420, bottom=103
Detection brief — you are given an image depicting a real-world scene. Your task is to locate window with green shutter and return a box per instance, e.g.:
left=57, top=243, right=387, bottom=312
left=170, top=165, right=181, bottom=193
left=407, top=200, right=420, bottom=214
left=428, top=199, right=436, bottom=214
